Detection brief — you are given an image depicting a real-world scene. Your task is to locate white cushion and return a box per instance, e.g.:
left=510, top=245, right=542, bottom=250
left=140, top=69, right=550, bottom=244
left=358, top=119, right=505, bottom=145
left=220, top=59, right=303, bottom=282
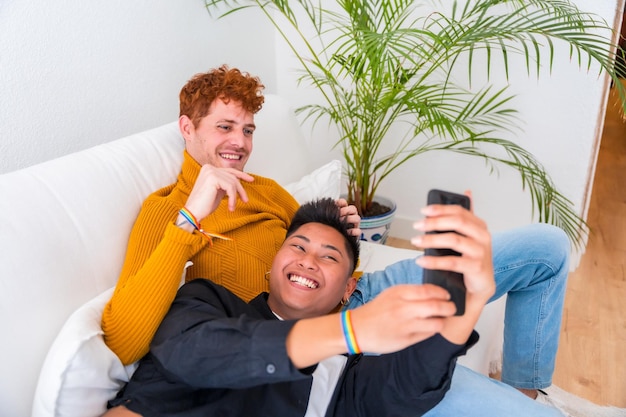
left=31, top=160, right=342, bottom=417
left=31, top=288, right=136, bottom=417
left=284, top=159, right=341, bottom=203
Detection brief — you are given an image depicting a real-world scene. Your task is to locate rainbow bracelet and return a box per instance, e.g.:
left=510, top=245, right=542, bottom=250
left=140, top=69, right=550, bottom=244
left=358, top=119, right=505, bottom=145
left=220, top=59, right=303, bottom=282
left=178, top=207, right=231, bottom=245
left=178, top=207, right=200, bottom=229
left=340, top=310, right=361, bottom=355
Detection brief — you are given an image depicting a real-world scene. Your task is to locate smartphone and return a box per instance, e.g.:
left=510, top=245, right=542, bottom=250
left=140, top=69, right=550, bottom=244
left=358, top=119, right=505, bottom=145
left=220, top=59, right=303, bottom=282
left=423, top=189, right=471, bottom=316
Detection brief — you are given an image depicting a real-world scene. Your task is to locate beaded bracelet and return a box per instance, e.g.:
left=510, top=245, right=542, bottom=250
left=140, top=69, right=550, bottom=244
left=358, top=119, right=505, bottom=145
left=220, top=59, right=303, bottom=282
left=340, top=310, right=361, bottom=355
left=178, top=207, right=231, bottom=246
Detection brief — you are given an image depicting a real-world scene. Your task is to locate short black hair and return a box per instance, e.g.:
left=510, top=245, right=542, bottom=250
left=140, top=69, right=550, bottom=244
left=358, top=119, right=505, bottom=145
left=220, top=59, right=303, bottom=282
left=286, top=198, right=360, bottom=274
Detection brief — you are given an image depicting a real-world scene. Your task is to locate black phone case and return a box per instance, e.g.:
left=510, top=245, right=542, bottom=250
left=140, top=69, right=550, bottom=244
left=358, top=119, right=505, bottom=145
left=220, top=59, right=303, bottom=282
left=423, top=189, right=470, bottom=316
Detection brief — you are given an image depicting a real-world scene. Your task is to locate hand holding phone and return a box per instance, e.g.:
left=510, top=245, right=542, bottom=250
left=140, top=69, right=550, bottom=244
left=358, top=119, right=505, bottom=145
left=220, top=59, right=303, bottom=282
left=423, top=189, right=470, bottom=316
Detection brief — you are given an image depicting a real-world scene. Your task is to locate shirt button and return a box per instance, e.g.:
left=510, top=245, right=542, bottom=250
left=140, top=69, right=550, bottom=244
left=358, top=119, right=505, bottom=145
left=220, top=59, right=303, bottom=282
left=266, top=363, right=276, bottom=374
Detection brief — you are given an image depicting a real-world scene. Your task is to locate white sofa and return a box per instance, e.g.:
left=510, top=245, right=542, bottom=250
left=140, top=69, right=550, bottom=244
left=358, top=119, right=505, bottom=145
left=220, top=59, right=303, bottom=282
left=0, top=95, right=505, bottom=417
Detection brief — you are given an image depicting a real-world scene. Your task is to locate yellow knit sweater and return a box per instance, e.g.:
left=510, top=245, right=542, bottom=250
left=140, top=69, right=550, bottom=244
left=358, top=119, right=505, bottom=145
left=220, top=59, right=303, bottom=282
left=102, top=151, right=299, bottom=365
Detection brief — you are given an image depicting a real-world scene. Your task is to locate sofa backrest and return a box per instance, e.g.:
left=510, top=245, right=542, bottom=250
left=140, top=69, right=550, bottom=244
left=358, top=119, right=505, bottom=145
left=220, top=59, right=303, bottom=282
left=0, top=123, right=183, bottom=417
left=0, top=94, right=315, bottom=417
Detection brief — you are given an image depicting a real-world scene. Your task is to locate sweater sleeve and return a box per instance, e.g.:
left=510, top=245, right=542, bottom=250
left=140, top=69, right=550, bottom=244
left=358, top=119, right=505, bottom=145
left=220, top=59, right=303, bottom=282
left=334, top=332, right=479, bottom=417
left=102, top=196, right=208, bottom=365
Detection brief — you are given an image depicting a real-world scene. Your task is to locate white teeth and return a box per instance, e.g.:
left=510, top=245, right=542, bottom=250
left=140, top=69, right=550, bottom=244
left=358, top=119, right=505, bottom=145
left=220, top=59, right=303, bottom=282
left=220, top=153, right=241, bottom=160
left=289, top=275, right=318, bottom=289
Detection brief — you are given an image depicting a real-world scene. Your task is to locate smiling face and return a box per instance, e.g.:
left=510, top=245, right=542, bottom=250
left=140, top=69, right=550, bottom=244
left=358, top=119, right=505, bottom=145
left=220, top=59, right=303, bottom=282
left=180, top=98, right=256, bottom=171
left=267, top=222, right=357, bottom=320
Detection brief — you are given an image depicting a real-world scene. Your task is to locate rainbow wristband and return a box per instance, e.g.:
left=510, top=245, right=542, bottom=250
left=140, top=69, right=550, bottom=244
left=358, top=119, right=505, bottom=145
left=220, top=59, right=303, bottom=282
left=340, top=310, right=361, bottom=355
left=178, top=207, right=231, bottom=246
left=179, top=207, right=200, bottom=229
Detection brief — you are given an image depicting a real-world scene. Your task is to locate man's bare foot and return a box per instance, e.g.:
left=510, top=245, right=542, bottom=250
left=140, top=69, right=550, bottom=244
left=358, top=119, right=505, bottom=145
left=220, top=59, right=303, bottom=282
left=517, top=388, right=538, bottom=400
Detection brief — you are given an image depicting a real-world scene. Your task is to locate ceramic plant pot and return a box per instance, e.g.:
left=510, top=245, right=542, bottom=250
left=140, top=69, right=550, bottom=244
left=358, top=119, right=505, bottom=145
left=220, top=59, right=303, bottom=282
left=358, top=195, right=397, bottom=244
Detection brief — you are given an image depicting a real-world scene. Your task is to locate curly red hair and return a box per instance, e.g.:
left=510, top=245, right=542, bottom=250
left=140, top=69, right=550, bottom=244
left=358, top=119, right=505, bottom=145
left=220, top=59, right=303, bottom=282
left=179, top=65, right=265, bottom=127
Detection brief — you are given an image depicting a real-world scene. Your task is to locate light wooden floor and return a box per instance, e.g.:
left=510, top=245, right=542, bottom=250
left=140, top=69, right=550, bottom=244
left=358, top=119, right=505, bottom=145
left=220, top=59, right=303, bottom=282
left=387, top=83, right=626, bottom=407
left=551, top=83, right=626, bottom=407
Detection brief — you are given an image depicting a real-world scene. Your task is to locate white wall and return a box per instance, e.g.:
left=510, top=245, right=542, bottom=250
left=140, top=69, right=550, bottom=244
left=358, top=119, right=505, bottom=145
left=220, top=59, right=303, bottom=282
left=0, top=0, right=275, bottom=174
left=272, top=0, right=622, bottom=252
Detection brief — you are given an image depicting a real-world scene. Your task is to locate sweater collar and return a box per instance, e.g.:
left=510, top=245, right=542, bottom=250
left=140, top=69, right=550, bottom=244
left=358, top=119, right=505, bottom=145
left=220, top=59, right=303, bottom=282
left=178, top=150, right=202, bottom=194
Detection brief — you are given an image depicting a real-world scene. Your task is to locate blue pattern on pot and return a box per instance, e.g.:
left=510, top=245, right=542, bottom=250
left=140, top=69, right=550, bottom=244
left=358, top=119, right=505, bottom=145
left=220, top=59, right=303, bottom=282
left=359, top=196, right=397, bottom=244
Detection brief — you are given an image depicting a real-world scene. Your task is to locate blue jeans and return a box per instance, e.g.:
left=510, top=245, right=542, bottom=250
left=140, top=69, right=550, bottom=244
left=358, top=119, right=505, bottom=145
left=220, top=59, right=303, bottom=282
left=423, top=366, right=564, bottom=417
left=350, top=223, right=570, bottom=391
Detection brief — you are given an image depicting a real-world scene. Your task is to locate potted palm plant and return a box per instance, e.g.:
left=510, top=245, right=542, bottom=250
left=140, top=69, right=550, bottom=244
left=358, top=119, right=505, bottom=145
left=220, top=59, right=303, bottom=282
left=205, top=0, right=625, bottom=246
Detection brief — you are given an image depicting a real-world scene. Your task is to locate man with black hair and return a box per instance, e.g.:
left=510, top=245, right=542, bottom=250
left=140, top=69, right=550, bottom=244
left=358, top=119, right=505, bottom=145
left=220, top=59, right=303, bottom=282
left=104, top=198, right=561, bottom=417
